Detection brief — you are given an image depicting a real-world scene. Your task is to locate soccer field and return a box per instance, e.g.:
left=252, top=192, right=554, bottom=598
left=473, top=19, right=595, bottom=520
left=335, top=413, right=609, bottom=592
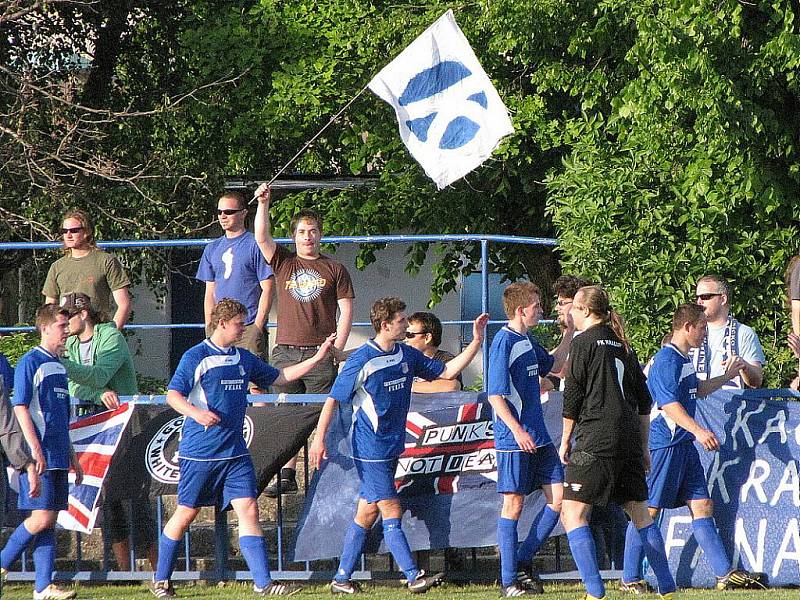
left=0, top=583, right=790, bottom=600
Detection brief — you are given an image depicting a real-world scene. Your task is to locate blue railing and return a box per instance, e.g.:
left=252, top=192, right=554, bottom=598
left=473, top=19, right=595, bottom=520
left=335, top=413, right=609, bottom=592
left=1, top=234, right=558, bottom=583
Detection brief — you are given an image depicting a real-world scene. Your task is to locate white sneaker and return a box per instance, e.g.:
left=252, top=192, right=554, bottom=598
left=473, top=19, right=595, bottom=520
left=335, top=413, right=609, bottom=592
left=33, top=584, right=77, bottom=600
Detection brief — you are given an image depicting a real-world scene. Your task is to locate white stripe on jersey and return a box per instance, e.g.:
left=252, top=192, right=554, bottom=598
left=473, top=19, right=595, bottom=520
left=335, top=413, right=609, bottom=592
left=505, top=337, right=533, bottom=417
left=30, top=358, right=67, bottom=443
left=652, top=346, right=697, bottom=439
left=351, top=343, right=404, bottom=433
left=188, top=347, right=242, bottom=412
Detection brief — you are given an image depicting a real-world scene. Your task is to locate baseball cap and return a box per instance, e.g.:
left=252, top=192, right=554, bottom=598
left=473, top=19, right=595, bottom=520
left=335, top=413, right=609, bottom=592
left=59, top=292, right=92, bottom=315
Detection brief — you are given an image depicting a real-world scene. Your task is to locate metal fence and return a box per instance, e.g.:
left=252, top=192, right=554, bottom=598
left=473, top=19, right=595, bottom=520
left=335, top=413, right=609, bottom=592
left=1, top=234, right=564, bottom=583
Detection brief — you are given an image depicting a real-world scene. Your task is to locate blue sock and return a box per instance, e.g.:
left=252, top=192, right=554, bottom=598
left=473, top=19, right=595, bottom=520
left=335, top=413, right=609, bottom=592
left=639, top=523, right=676, bottom=594
left=239, top=535, right=271, bottom=589
left=32, top=529, right=55, bottom=593
left=497, top=517, right=518, bottom=587
left=566, top=526, right=605, bottom=598
left=382, top=518, right=418, bottom=582
left=517, top=506, right=559, bottom=564
left=1, top=522, right=35, bottom=569
left=693, top=517, right=731, bottom=578
left=336, top=522, right=368, bottom=582
left=155, top=533, right=181, bottom=582
left=622, top=521, right=644, bottom=583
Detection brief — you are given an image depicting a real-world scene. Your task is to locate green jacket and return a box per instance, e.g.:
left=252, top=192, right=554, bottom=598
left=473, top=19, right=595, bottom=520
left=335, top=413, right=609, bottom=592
left=63, top=322, right=138, bottom=404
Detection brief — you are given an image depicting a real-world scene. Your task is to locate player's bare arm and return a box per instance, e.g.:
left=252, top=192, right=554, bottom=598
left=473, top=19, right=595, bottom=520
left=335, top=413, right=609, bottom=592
left=559, top=417, right=576, bottom=464
left=440, top=313, right=489, bottom=380
left=273, top=333, right=337, bottom=385
left=697, top=356, right=746, bottom=396
left=549, top=313, right=575, bottom=373
left=254, top=184, right=277, bottom=262
left=166, top=389, right=220, bottom=428
left=660, top=401, right=719, bottom=451
left=489, top=393, right=536, bottom=452
left=309, top=397, right=339, bottom=468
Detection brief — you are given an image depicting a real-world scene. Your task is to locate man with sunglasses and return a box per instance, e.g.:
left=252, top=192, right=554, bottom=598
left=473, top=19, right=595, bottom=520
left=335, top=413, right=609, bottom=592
left=691, top=276, right=764, bottom=389
left=404, top=312, right=462, bottom=393
left=197, top=191, right=274, bottom=367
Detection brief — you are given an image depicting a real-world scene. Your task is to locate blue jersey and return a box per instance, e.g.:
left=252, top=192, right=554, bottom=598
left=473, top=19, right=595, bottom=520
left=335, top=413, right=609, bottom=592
left=488, top=326, right=555, bottom=450
left=196, top=232, right=274, bottom=325
left=648, top=344, right=698, bottom=450
left=330, top=340, right=445, bottom=461
left=0, top=352, right=14, bottom=393
left=168, top=339, right=280, bottom=460
left=12, top=347, right=71, bottom=470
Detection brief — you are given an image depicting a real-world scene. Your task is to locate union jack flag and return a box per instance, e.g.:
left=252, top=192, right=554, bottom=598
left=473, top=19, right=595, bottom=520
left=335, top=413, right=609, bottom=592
left=57, top=403, right=135, bottom=532
left=396, top=401, right=497, bottom=496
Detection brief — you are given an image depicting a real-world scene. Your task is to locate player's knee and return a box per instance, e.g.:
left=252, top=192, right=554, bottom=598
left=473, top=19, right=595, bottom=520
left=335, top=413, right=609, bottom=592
left=689, top=498, right=714, bottom=518
left=501, top=493, right=524, bottom=519
left=28, top=510, right=57, bottom=532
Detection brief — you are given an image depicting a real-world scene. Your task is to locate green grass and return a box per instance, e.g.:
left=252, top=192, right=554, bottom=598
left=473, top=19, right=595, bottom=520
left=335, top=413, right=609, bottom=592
left=0, top=582, right=792, bottom=600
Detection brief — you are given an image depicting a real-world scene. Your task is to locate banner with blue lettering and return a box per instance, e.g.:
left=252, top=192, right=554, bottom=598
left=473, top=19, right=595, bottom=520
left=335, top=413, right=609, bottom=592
left=292, top=391, right=564, bottom=561
left=649, top=388, right=800, bottom=588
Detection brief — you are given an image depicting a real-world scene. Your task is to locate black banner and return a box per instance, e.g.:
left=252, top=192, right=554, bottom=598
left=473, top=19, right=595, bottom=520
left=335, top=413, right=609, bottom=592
left=104, top=404, right=321, bottom=502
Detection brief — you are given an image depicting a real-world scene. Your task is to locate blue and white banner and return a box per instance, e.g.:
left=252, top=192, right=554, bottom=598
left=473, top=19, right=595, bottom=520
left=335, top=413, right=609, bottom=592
left=368, top=10, right=514, bottom=190
left=292, top=391, right=563, bottom=561
left=651, top=388, right=800, bottom=588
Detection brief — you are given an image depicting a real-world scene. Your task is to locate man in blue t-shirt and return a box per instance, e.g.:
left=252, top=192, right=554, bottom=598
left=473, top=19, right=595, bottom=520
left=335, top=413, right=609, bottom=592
left=197, top=190, right=274, bottom=366
left=309, top=297, right=488, bottom=595
left=487, top=281, right=574, bottom=597
left=151, top=298, right=334, bottom=598
left=621, top=304, right=765, bottom=593
left=0, top=352, right=13, bottom=393
left=1, top=304, right=83, bottom=600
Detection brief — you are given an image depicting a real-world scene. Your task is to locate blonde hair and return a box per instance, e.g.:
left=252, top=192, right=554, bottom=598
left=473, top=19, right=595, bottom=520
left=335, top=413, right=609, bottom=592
left=576, top=285, right=631, bottom=353
left=502, top=282, right=541, bottom=320
left=61, top=209, right=96, bottom=255
left=209, top=298, right=247, bottom=330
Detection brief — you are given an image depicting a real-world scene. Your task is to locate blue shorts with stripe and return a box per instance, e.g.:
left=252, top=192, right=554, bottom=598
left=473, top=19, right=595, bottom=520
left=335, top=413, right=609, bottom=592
left=496, top=444, right=563, bottom=495
left=18, top=469, right=69, bottom=512
left=177, top=455, right=257, bottom=510
left=354, top=458, right=399, bottom=503
left=648, top=442, right=710, bottom=509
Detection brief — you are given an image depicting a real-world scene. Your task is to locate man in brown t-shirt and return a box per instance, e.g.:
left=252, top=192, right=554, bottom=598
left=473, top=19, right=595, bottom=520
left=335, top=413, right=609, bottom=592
left=255, top=184, right=354, bottom=495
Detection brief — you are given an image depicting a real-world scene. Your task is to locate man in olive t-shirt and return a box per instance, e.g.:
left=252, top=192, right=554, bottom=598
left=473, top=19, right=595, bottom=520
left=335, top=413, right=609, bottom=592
left=255, top=184, right=354, bottom=495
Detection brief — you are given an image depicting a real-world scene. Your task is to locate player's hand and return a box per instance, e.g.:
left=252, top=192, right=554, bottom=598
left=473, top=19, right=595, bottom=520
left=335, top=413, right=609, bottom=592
left=642, top=451, right=651, bottom=474
left=72, top=457, right=84, bottom=486
left=309, top=438, right=327, bottom=468
left=316, top=333, right=337, bottom=360
left=513, top=428, right=537, bottom=453
left=563, top=310, right=575, bottom=334
left=723, top=356, right=746, bottom=381
left=255, top=183, right=271, bottom=205
left=472, top=313, right=490, bottom=342
left=32, top=447, right=46, bottom=475
left=26, top=463, right=40, bottom=498
left=695, top=428, right=719, bottom=451
left=789, top=333, right=800, bottom=359
left=193, top=409, right=220, bottom=427
left=558, top=441, right=571, bottom=465
left=100, top=390, right=120, bottom=410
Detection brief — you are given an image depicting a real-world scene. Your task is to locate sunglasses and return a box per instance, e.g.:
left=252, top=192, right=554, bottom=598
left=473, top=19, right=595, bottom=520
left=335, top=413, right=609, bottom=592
left=405, top=331, right=428, bottom=339
left=217, top=208, right=245, bottom=216
left=60, top=227, right=84, bottom=234
left=556, top=299, right=573, bottom=307
left=696, top=293, right=722, bottom=301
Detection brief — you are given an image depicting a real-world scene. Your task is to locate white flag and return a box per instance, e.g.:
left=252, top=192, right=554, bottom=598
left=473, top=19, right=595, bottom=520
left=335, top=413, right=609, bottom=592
left=368, top=10, right=514, bottom=190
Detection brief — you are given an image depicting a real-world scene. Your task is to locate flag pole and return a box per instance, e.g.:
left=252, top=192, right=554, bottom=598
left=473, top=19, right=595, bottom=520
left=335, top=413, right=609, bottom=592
left=250, top=85, right=369, bottom=202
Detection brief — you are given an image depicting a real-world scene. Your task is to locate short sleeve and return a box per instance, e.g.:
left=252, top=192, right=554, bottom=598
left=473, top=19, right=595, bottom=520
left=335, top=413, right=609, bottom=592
left=532, top=340, right=555, bottom=377
left=42, top=262, right=60, bottom=298
left=252, top=243, right=274, bottom=282
left=410, top=348, right=446, bottom=382
left=104, top=253, right=131, bottom=290
left=196, top=245, right=216, bottom=282
left=248, top=354, right=280, bottom=389
left=648, top=356, right=680, bottom=409
left=167, top=353, right=198, bottom=397
left=335, top=264, right=355, bottom=300
left=738, top=326, right=766, bottom=366
left=0, top=355, right=14, bottom=392
left=562, top=340, right=587, bottom=420
left=329, top=355, right=362, bottom=404
left=626, top=349, right=653, bottom=415
left=12, top=358, right=35, bottom=407
left=487, top=338, right=511, bottom=396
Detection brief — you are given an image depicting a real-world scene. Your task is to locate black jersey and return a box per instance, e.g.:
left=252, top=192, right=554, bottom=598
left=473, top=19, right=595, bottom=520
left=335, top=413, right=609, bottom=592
left=563, top=323, right=652, bottom=458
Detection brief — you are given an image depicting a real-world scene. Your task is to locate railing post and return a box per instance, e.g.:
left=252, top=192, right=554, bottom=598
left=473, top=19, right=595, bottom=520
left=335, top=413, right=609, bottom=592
left=214, top=509, right=229, bottom=581
left=481, top=239, right=489, bottom=390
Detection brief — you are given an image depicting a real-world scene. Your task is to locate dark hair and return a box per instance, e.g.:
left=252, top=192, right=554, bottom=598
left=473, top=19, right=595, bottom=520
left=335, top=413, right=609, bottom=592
left=210, top=298, right=247, bottom=331
left=370, top=297, right=406, bottom=333
left=36, top=304, right=69, bottom=331
left=672, top=303, right=706, bottom=332
left=502, top=281, right=541, bottom=320
left=408, top=312, right=443, bottom=347
left=697, top=274, right=730, bottom=298
left=575, top=285, right=631, bottom=353
left=290, top=209, right=323, bottom=236
left=553, top=274, right=593, bottom=299
left=219, top=191, right=247, bottom=210
left=61, top=209, right=96, bottom=253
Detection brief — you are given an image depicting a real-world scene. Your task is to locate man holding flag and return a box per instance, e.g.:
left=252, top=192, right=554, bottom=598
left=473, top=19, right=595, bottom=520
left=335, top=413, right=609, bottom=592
left=309, top=297, right=488, bottom=594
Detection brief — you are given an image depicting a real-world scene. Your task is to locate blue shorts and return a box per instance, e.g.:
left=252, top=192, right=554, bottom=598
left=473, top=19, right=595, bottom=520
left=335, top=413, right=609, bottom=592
left=18, top=469, right=69, bottom=512
left=354, top=458, right=399, bottom=503
left=648, top=443, right=710, bottom=509
left=496, top=444, right=564, bottom=495
left=177, top=455, right=257, bottom=510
